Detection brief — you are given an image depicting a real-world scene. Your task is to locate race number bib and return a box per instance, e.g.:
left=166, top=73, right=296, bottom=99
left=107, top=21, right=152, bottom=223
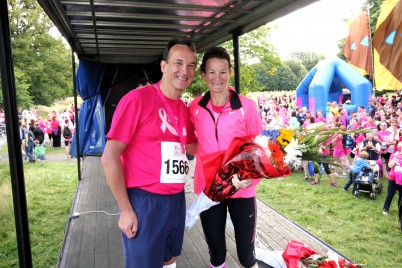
left=394, top=165, right=402, bottom=174
left=160, top=141, right=189, bottom=183
left=381, top=142, right=387, bottom=149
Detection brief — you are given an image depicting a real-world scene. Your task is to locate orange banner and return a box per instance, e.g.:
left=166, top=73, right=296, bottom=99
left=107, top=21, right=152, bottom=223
left=373, top=0, right=402, bottom=90
left=342, top=11, right=373, bottom=77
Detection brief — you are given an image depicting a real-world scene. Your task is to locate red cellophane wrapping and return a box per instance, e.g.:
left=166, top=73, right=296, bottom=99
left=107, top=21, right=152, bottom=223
left=282, top=240, right=319, bottom=268
left=201, top=136, right=291, bottom=202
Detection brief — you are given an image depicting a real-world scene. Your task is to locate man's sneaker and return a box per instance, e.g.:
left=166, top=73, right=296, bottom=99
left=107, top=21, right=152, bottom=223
left=343, top=188, right=348, bottom=191
left=383, top=210, right=388, bottom=215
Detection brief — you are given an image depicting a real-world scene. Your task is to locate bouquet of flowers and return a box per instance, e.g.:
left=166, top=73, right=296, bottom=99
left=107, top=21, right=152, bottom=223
left=185, top=123, right=368, bottom=229
left=258, top=123, right=369, bottom=170
left=185, top=136, right=291, bottom=229
left=282, top=240, right=365, bottom=268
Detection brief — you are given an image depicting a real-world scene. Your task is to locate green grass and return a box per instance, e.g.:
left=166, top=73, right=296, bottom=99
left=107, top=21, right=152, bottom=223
left=257, top=172, right=402, bottom=268
left=0, top=160, right=78, bottom=267
left=1, top=149, right=401, bottom=267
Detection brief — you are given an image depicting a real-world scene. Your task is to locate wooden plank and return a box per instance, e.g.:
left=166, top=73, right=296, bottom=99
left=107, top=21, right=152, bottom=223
left=77, top=159, right=97, bottom=267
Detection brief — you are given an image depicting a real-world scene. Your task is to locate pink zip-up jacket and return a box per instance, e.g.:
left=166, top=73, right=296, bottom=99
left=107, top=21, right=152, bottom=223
left=189, top=89, right=263, bottom=198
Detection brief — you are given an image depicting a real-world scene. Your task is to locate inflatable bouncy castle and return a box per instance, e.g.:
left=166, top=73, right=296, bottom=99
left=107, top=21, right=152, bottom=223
left=296, top=57, right=372, bottom=117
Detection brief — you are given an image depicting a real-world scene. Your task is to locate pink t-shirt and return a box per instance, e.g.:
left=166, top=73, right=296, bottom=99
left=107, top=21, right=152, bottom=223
left=106, top=81, right=197, bottom=194
left=376, top=130, right=394, bottom=153
left=387, top=153, right=401, bottom=181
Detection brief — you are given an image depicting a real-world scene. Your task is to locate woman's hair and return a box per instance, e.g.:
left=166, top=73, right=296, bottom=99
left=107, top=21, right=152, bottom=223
left=200, top=47, right=232, bottom=73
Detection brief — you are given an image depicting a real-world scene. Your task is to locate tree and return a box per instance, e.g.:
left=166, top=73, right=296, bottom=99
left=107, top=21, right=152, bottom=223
left=4, top=0, right=73, bottom=108
left=187, top=25, right=281, bottom=96
left=261, top=63, right=300, bottom=91
left=222, top=25, right=281, bottom=95
left=289, top=51, right=324, bottom=71
left=283, top=59, right=308, bottom=82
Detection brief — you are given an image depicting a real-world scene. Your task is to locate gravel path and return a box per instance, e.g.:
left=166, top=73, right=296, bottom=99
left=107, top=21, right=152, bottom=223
left=0, top=149, right=76, bottom=163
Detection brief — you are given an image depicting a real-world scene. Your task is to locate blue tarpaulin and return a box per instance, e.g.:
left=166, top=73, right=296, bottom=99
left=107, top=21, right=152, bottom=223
left=70, top=59, right=106, bottom=157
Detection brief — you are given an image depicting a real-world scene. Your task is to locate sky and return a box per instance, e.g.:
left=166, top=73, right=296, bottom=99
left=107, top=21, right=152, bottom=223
left=267, top=0, right=367, bottom=59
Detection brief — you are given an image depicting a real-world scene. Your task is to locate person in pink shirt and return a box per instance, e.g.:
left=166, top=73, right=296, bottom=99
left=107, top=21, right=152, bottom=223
left=189, top=47, right=262, bottom=268
left=314, top=110, right=327, bottom=124
left=50, top=115, right=61, bottom=147
left=383, top=140, right=402, bottom=215
left=362, top=116, right=377, bottom=130
left=332, top=124, right=350, bottom=177
left=102, top=37, right=198, bottom=268
left=377, top=123, right=396, bottom=174
left=310, top=127, right=337, bottom=187
left=356, top=105, right=365, bottom=119
left=338, top=107, right=348, bottom=127
left=358, top=109, right=368, bottom=126
left=45, top=114, right=53, bottom=145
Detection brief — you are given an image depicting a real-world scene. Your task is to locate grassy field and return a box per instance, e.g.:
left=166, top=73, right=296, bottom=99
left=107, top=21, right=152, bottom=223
left=34, top=97, right=82, bottom=118
left=257, top=171, right=402, bottom=268
left=0, top=159, right=78, bottom=267
left=1, top=156, right=400, bottom=267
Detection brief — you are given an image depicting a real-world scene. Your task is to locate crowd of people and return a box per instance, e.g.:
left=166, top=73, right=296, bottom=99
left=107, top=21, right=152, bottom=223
left=101, top=36, right=401, bottom=268
left=18, top=105, right=76, bottom=164
left=255, top=91, right=402, bottom=216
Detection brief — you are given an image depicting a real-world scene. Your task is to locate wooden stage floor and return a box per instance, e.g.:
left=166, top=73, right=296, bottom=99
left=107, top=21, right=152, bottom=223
left=57, top=156, right=350, bottom=268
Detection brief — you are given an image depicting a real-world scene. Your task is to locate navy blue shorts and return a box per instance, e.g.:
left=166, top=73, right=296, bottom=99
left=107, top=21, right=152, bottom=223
left=122, top=188, right=185, bottom=267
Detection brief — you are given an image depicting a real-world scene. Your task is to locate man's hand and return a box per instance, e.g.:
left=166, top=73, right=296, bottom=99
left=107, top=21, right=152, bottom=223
left=232, top=174, right=252, bottom=189
left=118, top=209, right=138, bottom=239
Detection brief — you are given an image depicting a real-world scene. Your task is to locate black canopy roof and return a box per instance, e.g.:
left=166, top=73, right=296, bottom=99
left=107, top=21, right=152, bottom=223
left=37, top=0, right=319, bottom=64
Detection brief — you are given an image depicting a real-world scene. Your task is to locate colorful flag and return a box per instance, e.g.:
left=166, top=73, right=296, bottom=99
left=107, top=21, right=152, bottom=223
left=342, top=11, right=373, bottom=77
left=373, top=0, right=402, bottom=90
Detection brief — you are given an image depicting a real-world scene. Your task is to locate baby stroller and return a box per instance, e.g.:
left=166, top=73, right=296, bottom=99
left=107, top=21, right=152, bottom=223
left=354, top=160, right=383, bottom=199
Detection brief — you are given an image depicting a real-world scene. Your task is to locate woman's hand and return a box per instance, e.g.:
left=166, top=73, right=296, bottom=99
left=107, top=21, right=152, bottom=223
left=232, top=174, right=252, bottom=189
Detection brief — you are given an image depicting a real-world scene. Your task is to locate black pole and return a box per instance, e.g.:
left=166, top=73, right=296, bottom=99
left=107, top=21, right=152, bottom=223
left=0, top=1, right=32, bottom=267
left=232, top=29, right=241, bottom=94
left=70, top=41, right=82, bottom=180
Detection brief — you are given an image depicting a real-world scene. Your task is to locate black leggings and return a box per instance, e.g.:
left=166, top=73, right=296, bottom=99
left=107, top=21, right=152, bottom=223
left=200, top=197, right=257, bottom=268
left=314, top=162, right=331, bottom=175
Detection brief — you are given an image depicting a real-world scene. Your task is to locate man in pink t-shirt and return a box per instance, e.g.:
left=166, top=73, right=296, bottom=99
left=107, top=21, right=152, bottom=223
left=102, top=37, right=197, bottom=268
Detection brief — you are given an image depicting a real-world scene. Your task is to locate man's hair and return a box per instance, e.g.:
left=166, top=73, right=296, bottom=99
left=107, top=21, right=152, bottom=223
left=359, top=151, right=369, bottom=159
left=163, top=36, right=196, bottom=62
left=200, top=46, right=232, bottom=73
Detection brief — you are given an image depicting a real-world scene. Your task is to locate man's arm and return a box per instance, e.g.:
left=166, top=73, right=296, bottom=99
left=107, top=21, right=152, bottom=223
left=101, top=139, right=138, bottom=238
left=24, top=132, right=29, bottom=145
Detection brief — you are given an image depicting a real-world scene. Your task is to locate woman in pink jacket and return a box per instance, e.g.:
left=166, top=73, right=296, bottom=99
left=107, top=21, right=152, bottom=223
left=189, top=47, right=262, bottom=268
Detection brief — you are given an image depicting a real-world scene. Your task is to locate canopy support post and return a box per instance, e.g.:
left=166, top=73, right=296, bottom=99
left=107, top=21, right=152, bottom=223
left=0, top=1, right=32, bottom=266
left=232, top=29, right=241, bottom=94
left=70, top=40, right=82, bottom=180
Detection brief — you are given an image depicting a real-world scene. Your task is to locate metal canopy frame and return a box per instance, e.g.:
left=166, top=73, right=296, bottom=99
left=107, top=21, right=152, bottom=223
left=37, top=0, right=319, bottom=64
left=1, top=0, right=321, bottom=267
